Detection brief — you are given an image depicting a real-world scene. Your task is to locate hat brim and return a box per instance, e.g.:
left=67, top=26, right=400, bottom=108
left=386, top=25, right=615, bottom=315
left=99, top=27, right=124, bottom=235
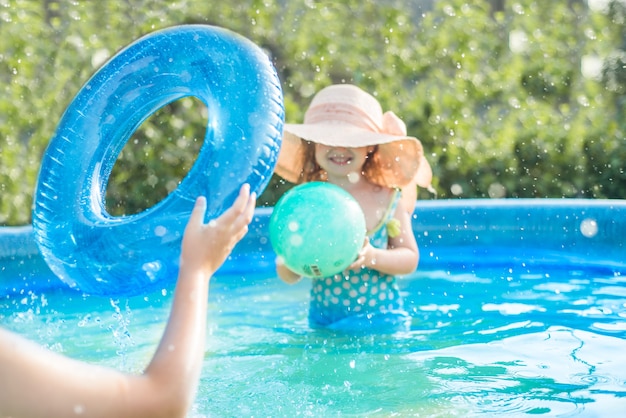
left=283, top=122, right=414, bottom=147
left=275, top=122, right=432, bottom=189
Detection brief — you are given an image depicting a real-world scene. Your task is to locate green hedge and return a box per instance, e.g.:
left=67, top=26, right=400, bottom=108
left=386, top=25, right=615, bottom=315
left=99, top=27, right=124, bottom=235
left=1, top=0, right=625, bottom=225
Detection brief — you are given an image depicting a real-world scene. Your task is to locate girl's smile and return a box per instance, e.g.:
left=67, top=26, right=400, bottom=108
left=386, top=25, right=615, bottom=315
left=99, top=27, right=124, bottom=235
left=315, top=144, right=373, bottom=180
left=327, top=149, right=354, bottom=166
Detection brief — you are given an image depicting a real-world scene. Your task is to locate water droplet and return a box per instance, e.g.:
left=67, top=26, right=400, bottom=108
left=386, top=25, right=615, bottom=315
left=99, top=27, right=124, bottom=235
left=347, top=172, right=360, bottom=183
left=580, top=218, right=598, bottom=238
left=290, top=234, right=303, bottom=247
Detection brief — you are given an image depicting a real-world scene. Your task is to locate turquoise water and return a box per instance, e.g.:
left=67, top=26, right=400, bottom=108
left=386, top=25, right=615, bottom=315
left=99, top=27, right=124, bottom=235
left=2, top=262, right=625, bottom=417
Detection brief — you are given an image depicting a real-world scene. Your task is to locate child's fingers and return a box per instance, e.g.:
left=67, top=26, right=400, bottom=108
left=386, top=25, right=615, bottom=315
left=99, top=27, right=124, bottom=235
left=217, top=184, right=251, bottom=225
left=242, top=192, right=256, bottom=223
left=187, top=196, right=207, bottom=228
left=229, top=192, right=256, bottom=239
left=231, top=184, right=251, bottom=214
left=219, top=184, right=254, bottom=226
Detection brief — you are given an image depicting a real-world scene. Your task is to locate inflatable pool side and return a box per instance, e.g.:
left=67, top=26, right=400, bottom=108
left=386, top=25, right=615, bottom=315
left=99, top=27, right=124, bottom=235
left=2, top=199, right=625, bottom=296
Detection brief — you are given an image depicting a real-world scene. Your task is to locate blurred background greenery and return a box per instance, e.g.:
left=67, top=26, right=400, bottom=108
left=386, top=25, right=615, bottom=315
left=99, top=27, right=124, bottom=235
left=1, top=0, right=626, bottom=225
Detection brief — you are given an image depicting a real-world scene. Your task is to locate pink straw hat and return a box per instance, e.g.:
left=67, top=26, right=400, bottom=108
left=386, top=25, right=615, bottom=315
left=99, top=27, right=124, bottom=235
left=275, top=84, right=432, bottom=189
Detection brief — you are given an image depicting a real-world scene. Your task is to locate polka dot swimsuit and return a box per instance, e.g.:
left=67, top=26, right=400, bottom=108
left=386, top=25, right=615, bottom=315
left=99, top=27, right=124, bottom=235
left=308, top=189, right=406, bottom=329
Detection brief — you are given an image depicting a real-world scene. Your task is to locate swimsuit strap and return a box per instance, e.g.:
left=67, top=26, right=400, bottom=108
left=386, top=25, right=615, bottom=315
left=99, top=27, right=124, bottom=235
left=367, top=188, right=401, bottom=249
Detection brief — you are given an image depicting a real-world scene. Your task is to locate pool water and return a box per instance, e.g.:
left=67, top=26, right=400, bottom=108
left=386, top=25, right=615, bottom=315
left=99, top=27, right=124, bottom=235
left=2, top=199, right=625, bottom=416
left=2, top=262, right=625, bottom=417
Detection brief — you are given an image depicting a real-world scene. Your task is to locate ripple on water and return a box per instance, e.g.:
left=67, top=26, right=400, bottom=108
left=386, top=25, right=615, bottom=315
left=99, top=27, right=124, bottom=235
left=403, top=326, right=626, bottom=416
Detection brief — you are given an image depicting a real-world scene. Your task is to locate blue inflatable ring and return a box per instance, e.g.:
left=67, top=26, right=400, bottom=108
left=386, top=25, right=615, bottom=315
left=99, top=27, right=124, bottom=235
left=33, top=25, right=284, bottom=296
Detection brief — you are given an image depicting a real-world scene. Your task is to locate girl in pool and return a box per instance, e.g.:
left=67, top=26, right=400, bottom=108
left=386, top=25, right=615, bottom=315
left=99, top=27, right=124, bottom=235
left=274, top=84, right=432, bottom=332
left=0, top=184, right=256, bottom=418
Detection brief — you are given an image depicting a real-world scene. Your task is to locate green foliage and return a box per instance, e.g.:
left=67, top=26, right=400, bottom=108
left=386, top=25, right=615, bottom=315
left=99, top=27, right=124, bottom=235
left=106, top=97, right=206, bottom=216
left=1, top=0, right=625, bottom=225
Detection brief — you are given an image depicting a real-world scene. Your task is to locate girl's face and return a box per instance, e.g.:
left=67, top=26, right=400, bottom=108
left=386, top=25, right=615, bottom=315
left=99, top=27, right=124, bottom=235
left=314, top=143, right=373, bottom=180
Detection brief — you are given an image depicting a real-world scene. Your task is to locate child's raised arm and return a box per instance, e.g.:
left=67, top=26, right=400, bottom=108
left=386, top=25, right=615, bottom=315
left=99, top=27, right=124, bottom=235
left=0, top=184, right=256, bottom=418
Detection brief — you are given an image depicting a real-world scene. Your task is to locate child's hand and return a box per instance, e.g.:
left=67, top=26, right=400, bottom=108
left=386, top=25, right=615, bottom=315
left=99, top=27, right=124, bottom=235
left=349, top=237, right=375, bottom=270
left=276, top=257, right=303, bottom=284
left=181, top=184, right=256, bottom=275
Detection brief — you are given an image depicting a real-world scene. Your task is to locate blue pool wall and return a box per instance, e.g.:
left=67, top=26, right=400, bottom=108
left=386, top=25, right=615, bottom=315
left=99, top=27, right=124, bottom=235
left=1, top=198, right=625, bottom=297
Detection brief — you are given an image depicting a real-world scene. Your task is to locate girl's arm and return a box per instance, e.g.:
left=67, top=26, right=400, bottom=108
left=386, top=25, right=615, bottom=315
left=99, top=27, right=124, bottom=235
left=0, top=184, right=256, bottom=418
left=349, top=197, right=419, bottom=276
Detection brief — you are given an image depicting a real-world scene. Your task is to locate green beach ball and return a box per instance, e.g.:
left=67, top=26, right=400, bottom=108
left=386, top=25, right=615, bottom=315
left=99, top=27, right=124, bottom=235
left=269, top=182, right=366, bottom=278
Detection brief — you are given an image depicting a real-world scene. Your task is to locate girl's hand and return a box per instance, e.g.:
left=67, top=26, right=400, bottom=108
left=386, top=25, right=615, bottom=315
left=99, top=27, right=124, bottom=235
left=276, top=257, right=303, bottom=284
left=349, top=236, right=375, bottom=270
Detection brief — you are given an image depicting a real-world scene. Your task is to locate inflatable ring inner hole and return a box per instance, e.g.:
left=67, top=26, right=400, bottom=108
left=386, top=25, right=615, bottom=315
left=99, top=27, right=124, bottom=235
left=105, top=96, right=208, bottom=217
